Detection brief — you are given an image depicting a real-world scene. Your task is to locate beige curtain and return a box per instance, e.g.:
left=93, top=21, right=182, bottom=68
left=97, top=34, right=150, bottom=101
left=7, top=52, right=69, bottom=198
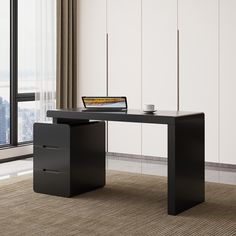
left=56, top=0, right=77, bottom=109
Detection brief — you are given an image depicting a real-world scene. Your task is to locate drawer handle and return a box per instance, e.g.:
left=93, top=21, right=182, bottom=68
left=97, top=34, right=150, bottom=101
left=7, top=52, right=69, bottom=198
left=43, top=169, right=61, bottom=174
left=42, top=145, right=59, bottom=150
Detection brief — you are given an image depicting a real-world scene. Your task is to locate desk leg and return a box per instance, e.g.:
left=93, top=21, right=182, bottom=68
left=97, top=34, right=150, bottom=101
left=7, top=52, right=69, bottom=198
left=168, top=114, right=205, bottom=215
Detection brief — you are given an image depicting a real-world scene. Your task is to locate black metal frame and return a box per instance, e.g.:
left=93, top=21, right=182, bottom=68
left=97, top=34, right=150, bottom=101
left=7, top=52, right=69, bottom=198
left=8, top=0, right=35, bottom=147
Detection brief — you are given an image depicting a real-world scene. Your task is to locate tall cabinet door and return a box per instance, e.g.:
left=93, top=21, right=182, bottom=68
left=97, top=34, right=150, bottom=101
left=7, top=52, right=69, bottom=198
left=107, top=0, right=142, bottom=154
left=77, top=0, right=107, bottom=106
left=220, top=0, right=236, bottom=165
left=179, top=0, right=219, bottom=163
left=142, top=0, right=177, bottom=158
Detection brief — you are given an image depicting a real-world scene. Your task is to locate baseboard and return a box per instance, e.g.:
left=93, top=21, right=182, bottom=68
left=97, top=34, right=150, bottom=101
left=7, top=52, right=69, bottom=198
left=107, top=152, right=236, bottom=172
left=0, top=154, right=33, bottom=164
left=1, top=152, right=235, bottom=172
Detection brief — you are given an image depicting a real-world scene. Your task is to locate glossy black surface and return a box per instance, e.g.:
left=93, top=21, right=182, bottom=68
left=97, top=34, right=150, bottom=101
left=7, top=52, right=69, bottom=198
left=47, top=108, right=203, bottom=125
left=33, top=122, right=105, bottom=197
left=168, top=116, right=205, bottom=215
left=42, top=108, right=205, bottom=215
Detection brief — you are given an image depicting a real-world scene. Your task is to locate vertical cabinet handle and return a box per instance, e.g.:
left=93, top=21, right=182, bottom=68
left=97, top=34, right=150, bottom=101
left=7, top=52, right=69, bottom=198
left=177, top=29, right=180, bottom=111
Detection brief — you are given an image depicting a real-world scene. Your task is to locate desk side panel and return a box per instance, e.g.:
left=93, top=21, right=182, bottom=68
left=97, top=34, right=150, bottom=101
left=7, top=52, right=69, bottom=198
left=168, top=114, right=205, bottom=215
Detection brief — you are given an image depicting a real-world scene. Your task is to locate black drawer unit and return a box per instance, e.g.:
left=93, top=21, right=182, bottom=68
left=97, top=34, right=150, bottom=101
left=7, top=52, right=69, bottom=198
left=33, top=121, right=105, bottom=197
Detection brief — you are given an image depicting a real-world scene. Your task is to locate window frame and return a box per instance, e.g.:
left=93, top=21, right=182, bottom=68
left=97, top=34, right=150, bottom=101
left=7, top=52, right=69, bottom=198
left=9, top=0, right=35, bottom=147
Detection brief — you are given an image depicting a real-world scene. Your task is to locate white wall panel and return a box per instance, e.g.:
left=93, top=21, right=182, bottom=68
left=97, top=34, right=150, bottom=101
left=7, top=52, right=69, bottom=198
left=179, top=0, right=219, bottom=162
left=77, top=0, right=107, bottom=106
left=142, top=0, right=177, bottom=158
left=76, top=0, right=236, bottom=166
left=107, top=0, right=142, bottom=154
left=219, top=0, right=236, bottom=165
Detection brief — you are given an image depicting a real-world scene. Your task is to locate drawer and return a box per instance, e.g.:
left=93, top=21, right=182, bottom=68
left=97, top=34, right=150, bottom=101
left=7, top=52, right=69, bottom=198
left=33, top=169, right=70, bottom=197
left=34, top=123, right=70, bottom=148
left=34, top=146, right=69, bottom=172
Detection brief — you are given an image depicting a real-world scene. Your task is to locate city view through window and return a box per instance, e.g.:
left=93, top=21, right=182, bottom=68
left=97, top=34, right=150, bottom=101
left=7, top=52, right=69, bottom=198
left=0, top=0, right=56, bottom=146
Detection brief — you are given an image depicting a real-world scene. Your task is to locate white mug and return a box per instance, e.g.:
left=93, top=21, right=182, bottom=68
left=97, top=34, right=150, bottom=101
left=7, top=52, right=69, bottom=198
left=144, top=104, right=155, bottom=111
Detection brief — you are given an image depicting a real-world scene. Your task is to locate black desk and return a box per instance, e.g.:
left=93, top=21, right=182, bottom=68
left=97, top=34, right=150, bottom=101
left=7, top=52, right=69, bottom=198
left=46, top=109, right=205, bottom=215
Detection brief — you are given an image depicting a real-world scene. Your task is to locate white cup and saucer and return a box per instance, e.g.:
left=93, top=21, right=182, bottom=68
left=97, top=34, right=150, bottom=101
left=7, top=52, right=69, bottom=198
left=143, top=104, right=157, bottom=114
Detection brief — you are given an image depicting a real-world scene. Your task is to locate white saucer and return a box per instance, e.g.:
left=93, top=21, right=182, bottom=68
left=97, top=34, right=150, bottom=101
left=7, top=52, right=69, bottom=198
left=143, top=110, right=157, bottom=114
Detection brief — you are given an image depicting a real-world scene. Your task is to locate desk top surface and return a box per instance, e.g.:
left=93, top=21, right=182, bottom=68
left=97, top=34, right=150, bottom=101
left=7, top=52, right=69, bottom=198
left=47, top=108, right=204, bottom=125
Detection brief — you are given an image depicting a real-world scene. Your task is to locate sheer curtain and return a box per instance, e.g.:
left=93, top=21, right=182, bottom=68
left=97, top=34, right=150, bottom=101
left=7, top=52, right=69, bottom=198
left=35, top=0, right=56, bottom=123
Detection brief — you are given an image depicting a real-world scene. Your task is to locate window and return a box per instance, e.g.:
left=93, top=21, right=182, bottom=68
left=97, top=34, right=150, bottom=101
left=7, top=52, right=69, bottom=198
left=17, top=0, right=38, bottom=143
left=0, top=0, right=10, bottom=145
left=0, top=0, right=56, bottom=149
left=18, top=0, right=37, bottom=93
left=18, top=101, right=37, bottom=143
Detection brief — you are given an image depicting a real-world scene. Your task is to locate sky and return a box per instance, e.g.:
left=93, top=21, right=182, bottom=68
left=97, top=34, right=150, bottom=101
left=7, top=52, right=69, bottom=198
left=0, top=0, right=37, bottom=77
left=0, top=0, right=47, bottom=100
left=0, top=0, right=10, bottom=74
left=0, top=0, right=36, bottom=101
